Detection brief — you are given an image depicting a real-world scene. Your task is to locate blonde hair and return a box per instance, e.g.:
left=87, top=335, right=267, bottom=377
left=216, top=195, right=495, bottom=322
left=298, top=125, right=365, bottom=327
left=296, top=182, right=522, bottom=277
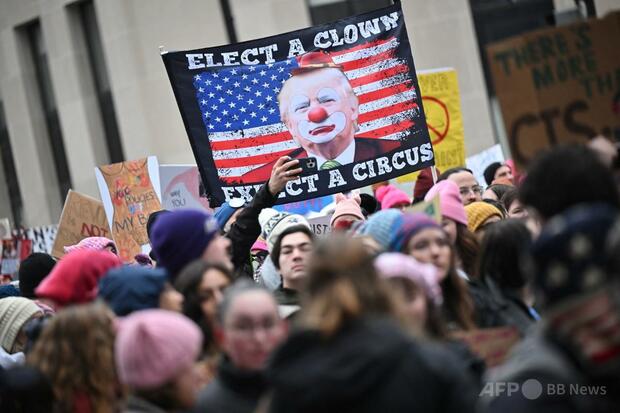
left=300, top=236, right=396, bottom=337
left=28, top=302, right=119, bottom=413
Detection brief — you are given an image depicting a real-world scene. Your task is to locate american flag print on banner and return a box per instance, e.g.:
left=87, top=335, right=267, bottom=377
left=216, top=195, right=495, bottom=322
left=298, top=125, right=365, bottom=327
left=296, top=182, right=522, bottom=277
left=163, top=3, right=434, bottom=206
left=192, top=38, right=420, bottom=182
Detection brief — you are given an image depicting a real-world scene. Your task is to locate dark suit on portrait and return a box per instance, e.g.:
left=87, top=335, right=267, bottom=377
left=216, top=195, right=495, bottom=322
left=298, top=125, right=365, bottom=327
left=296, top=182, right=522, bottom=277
left=239, top=137, right=402, bottom=183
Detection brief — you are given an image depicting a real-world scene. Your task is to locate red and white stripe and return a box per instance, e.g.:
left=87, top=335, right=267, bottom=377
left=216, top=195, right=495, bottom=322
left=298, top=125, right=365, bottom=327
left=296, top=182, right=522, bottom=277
left=211, top=37, right=417, bottom=180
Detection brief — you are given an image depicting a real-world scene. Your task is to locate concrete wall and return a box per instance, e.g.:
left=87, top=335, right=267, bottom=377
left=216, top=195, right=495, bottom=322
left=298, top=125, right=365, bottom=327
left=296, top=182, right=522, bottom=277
left=401, top=0, right=496, bottom=158
left=595, top=0, right=620, bottom=16
left=0, top=0, right=230, bottom=225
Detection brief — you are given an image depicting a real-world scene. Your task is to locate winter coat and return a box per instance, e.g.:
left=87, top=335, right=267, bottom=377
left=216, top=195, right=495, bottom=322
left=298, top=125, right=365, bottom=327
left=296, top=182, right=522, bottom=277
left=273, top=287, right=300, bottom=319
left=266, top=318, right=477, bottom=413
left=194, top=355, right=268, bottom=413
left=227, top=182, right=278, bottom=279
left=122, top=396, right=167, bottom=413
left=469, top=277, right=536, bottom=336
left=482, top=327, right=620, bottom=413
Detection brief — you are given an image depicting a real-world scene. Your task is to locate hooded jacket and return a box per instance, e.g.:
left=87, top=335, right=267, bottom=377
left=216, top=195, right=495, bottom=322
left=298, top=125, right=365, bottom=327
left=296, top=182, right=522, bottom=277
left=266, top=318, right=476, bottom=413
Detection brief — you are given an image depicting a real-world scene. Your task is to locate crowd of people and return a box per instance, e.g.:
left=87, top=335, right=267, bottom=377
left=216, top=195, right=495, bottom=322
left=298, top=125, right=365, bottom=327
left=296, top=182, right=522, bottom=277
left=1, top=142, right=620, bottom=412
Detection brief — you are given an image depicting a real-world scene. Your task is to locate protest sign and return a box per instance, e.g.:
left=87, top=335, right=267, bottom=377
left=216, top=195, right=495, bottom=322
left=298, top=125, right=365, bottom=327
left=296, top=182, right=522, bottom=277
left=163, top=3, right=434, bottom=207
left=52, top=190, right=112, bottom=259
left=23, top=225, right=57, bottom=255
left=308, top=214, right=333, bottom=237
left=160, top=165, right=212, bottom=212
left=453, top=326, right=521, bottom=368
left=0, top=218, right=10, bottom=239
left=95, top=157, right=162, bottom=263
left=466, top=144, right=505, bottom=187
left=1, top=238, right=18, bottom=276
left=398, top=68, right=466, bottom=183
left=273, top=195, right=334, bottom=216
left=405, top=195, right=441, bottom=223
left=487, top=12, right=620, bottom=169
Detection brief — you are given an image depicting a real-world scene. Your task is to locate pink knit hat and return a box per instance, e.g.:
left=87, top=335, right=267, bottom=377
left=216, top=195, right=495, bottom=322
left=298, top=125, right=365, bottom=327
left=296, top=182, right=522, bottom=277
left=251, top=239, right=268, bottom=253
left=330, top=193, right=365, bottom=227
left=424, top=180, right=467, bottom=225
left=375, top=253, right=443, bottom=306
left=115, top=309, right=202, bottom=389
left=376, top=185, right=411, bottom=210
left=64, top=237, right=117, bottom=255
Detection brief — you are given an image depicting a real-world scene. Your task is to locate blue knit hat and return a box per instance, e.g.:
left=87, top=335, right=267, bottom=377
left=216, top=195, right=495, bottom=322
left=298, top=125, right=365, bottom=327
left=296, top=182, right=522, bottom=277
left=214, top=198, right=245, bottom=230
left=531, top=203, right=618, bottom=309
left=150, top=209, right=220, bottom=278
left=360, top=209, right=404, bottom=252
left=389, top=213, right=442, bottom=253
left=99, top=266, right=168, bottom=316
left=0, top=284, right=20, bottom=299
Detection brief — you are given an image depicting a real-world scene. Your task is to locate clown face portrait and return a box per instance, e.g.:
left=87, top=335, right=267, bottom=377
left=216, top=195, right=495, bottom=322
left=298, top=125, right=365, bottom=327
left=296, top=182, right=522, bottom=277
left=279, top=67, right=358, bottom=163
left=276, top=52, right=401, bottom=170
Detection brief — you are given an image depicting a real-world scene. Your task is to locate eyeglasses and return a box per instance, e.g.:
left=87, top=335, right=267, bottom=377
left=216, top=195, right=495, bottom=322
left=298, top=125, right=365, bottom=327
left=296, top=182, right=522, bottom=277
left=227, top=318, right=279, bottom=336
left=459, top=185, right=483, bottom=196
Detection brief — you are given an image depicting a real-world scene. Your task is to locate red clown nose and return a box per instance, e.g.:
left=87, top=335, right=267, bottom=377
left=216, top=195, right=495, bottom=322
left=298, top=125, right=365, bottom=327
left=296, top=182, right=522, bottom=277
left=308, top=106, right=328, bottom=123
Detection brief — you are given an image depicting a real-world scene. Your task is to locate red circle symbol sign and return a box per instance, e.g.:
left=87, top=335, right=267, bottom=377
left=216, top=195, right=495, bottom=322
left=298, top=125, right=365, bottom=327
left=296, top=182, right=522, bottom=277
left=422, top=96, right=450, bottom=146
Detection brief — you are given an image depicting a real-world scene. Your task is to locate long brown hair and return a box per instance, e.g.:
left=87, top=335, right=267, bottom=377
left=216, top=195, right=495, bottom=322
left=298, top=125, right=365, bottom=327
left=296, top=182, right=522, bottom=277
left=28, top=302, right=119, bottom=413
left=455, top=223, right=480, bottom=278
left=442, top=244, right=476, bottom=331
left=301, top=236, right=396, bottom=337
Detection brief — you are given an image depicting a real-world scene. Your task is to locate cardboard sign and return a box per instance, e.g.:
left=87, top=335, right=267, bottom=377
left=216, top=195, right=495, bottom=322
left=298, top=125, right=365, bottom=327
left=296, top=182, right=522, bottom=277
left=398, top=68, right=466, bottom=182
left=1, top=238, right=18, bottom=276
left=95, top=157, right=162, bottom=263
left=160, top=165, right=212, bottom=212
left=308, top=214, right=333, bottom=237
left=51, top=190, right=112, bottom=259
left=487, top=12, right=620, bottom=169
left=404, top=194, right=442, bottom=223
left=466, top=144, right=505, bottom=188
left=0, top=218, right=10, bottom=240
left=453, top=326, right=521, bottom=368
left=163, top=3, right=434, bottom=207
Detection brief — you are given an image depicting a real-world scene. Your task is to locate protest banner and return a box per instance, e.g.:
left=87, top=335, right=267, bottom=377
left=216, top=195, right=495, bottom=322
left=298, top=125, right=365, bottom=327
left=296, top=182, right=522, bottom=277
left=163, top=3, right=434, bottom=207
left=160, top=165, right=212, bottom=212
left=466, top=144, right=505, bottom=187
left=95, top=157, right=162, bottom=263
left=22, top=225, right=57, bottom=255
left=51, top=190, right=112, bottom=259
left=487, top=12, right=620, bottom=169
left=398, top=68, right=466, bottom=183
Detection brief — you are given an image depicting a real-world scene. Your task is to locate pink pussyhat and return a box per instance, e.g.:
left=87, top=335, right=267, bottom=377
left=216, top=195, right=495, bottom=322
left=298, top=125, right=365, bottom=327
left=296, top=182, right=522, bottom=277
left=375, top=252, right=443, bottom=306
left=64, top=237, right=117, bottom=255
left=424, top=180, right=468, bottom=225
left=251, top=239, right=268, bottom=253
left=376, top=185, right=411, bottom=210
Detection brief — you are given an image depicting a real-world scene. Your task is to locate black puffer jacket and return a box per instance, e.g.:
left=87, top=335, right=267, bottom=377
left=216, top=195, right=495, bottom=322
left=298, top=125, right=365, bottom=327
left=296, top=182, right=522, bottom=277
left=226, top=182, right=277, bottom=279
left=266, top=318, right=477, bottom=413
left=469, top=277, right=536, bottom=336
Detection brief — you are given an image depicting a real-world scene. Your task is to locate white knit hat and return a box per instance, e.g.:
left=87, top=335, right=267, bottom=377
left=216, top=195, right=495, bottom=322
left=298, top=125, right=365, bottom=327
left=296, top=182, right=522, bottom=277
left=0, top=297, right=42, bottom=353
left=258, top=208, right=310, bottom=252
